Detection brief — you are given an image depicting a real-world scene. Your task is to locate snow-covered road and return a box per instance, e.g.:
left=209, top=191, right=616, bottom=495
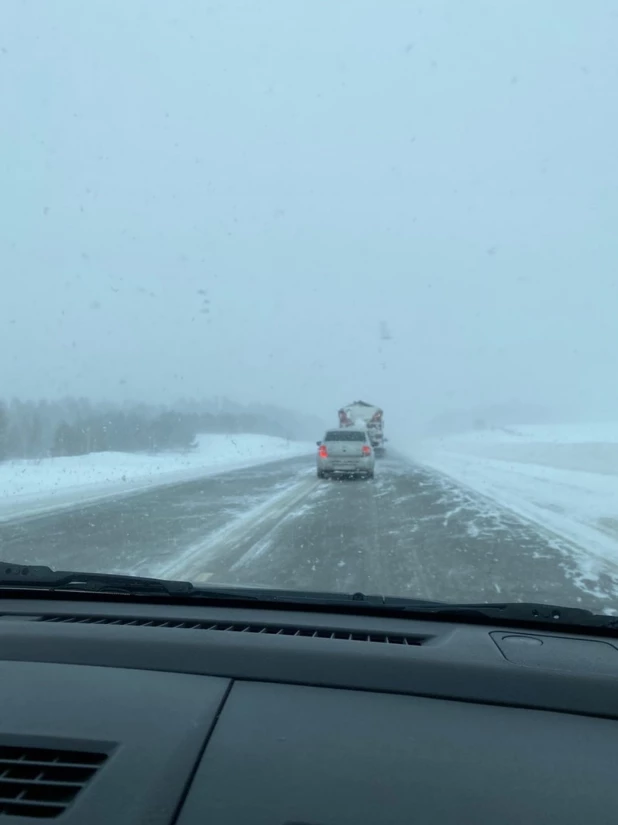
left=2, top=451, right=616, bottom=612
left=409, top=422, right=618, bottom=584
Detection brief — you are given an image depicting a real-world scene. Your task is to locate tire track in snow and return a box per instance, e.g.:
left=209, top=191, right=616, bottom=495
left=157, top=474, right=321, bottom=581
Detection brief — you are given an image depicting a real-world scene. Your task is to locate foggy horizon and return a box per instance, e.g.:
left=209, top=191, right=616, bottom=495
left=2, top=0, right=618, bottom=432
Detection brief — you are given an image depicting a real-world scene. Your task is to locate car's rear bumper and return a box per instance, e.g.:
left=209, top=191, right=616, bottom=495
left=317, top=458, right=375, bottom=474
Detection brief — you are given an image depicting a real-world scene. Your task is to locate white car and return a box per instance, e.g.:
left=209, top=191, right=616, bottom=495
left=316, top=428, right=375, bottom=479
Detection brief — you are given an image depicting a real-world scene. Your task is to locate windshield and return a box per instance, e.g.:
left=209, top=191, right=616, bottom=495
left=2, top=0, right=617, bottom=615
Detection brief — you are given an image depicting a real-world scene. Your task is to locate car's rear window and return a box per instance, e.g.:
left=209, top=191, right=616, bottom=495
left=325, top=431, right=366, bottom=442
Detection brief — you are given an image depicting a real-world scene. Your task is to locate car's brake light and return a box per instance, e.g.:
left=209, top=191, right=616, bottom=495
left=319, top=445, right=328, bottom=458
left=362, top=445, right=371, bottom=456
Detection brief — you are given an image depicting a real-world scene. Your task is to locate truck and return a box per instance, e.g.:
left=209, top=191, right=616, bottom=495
left=338, top=400, right=386, bottom=457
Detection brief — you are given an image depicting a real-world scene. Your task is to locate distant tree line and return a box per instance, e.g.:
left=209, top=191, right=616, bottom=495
left=0, top=397, right=319, bottom=461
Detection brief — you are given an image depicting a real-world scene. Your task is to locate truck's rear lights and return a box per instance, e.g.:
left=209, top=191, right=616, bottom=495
left=319, top=445, right=328, bottom=458
left=362, top=445, right=371, bottom=455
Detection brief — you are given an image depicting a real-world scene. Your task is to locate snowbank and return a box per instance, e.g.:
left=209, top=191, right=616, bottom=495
left=406, top=423, right=618, bottom=568
left=0, top=434, right=313, bottom=522
left=429, top=422, right=618, bottom=445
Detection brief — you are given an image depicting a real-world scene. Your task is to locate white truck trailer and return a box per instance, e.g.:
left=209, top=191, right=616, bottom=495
left=338, top=401, right=385, bottom=456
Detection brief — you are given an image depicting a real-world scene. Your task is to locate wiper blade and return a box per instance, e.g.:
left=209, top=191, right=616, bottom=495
left=0, top=563, right=334, bottom=601
left=0, top=565, right=446, bottom=607
left=0, top=565, right=611, bottom=630
left=0, top=562, right=198, bottom=596
left=379, top=597, right=618, bottom=629
left=301, top=592, right=618, bottom=629
left=0, top=564, right=382, bottom=603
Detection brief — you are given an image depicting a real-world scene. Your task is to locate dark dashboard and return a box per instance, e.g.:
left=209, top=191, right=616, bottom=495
left=0, top=597, right=616, bottom=824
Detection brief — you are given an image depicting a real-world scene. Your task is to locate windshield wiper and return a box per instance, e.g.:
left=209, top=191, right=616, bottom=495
left=0, top=563, right=400, bottom=603
left=0, top=563, right=332, bottom=601
left=0, top=563, right=440, bottom=605
left=0, top=564, right=614, bottom=631
left=0, top=562, right=201, bottom=596
left=377, top=596, right=618, bottom=629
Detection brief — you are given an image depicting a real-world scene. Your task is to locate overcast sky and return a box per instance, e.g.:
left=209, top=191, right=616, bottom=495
left=1, top=0, right=617, bottom=428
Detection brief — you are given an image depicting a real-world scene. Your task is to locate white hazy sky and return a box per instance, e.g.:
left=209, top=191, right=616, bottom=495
left=1, top=0, right=617, bottom=427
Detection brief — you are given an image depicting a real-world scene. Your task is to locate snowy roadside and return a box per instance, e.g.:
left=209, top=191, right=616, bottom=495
left=404, top=423, right=618, bottom=571
left=0, top=434, right=314, bottom=523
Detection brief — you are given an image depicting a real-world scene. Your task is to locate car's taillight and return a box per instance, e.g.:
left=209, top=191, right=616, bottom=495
left=362, top=445, right=371, bottom=456
left=319, top=445, right=328, bottom=458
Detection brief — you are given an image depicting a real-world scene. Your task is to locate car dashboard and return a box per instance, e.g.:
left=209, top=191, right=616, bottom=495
left=0, top=596, right=616, bottom=824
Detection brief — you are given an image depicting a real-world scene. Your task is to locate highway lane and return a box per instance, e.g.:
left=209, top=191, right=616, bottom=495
left=1, top=453, right=617, bottom=611
left=0, top=458, right=309, bottom=577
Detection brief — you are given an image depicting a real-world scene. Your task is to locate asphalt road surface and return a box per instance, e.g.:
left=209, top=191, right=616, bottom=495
left=1, top=454, right=617, bottom=610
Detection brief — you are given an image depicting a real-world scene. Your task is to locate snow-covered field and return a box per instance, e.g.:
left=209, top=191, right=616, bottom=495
left=0, top=434, right=313, bottom=522
left=409, top=423, right=618, bottom=571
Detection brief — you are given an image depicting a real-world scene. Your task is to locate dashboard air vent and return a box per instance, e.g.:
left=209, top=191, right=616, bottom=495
left=0, top=745, right=107, bottom=818
left=38, top=615, right=425, bottom=645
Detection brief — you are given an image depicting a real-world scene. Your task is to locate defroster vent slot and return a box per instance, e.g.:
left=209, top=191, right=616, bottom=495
left=37, top=615, right=426, bottom=645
